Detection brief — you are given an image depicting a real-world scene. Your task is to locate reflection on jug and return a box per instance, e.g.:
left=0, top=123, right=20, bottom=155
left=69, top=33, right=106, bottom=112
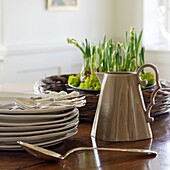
left=91, top=64, right=161, bottom=142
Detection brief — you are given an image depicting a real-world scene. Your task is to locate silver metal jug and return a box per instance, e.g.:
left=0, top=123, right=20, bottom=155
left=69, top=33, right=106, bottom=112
left=91, top=63, right=161, bottom=142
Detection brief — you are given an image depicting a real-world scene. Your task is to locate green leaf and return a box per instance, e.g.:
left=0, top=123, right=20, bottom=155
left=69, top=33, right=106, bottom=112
left=136, top=30, right=143, bottom=65
left=67, top=38, right=86, bottom=57
left=139, top=46, right=145, bottom=66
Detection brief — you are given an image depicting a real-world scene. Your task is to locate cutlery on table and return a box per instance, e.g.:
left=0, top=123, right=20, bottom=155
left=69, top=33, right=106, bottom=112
left=15, top=96, right=86, bottom=109
left=17, top=141, right=157, bottom=162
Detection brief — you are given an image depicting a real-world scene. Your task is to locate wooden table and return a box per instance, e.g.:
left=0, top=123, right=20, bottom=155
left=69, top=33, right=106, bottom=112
left=0, top=84, right=170, bottom=169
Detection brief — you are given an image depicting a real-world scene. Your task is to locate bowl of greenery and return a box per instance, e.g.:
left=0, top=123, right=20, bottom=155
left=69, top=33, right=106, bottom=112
left=67, top=27, right=155, bottom=93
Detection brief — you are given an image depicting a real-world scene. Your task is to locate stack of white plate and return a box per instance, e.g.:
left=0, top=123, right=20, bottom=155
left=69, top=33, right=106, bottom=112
left=0, top=92, right=79, bottom=150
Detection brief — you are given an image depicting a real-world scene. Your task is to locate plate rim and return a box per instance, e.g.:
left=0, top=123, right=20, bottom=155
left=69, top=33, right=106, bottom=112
left=0, top=119, right=79, bottom=136
left=0, top=129, right=78, bottom=150
left=0, top=109, right=79, bottom=127
left=0, top=125, right=78, bottom=142
left=0, top=108, right=78, bottom=122
left=0, top=115, right=79, bottom=131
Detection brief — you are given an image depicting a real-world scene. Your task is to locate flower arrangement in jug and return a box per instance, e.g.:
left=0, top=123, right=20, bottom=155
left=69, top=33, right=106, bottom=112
left=67, top=27, right=155, bottom=91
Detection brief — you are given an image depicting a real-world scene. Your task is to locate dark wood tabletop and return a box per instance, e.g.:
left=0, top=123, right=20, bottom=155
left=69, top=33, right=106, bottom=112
left=0, top=83, right=170, bottom=170
left=0, top=113, right=170, bottom=170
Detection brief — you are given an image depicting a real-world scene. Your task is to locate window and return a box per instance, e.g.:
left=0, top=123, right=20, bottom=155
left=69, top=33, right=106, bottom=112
left=143, top=0, right=170, bottom=50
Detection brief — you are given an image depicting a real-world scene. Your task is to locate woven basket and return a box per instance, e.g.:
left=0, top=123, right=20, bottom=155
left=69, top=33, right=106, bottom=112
left=34, top=74, right=99, bottom=121
left=35, top=75, right=170, bottom=121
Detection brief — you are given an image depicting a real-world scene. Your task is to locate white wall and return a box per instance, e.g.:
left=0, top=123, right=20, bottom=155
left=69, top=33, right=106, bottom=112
left=145, top=50, right=170, bottom=80
left=113, top=0, right=143, bottom=42
left=3, top=0, right=115, bottom=45
left=1, top=0, right=170, bottom=83
left=0, top=0, right=115, bottom=83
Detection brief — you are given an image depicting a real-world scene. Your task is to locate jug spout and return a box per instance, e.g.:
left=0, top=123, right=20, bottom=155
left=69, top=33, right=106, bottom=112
left=95, top=72, right=104, bottom=84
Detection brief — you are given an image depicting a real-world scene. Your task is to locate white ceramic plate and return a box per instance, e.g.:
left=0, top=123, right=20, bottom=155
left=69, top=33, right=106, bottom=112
left=0, top=126, right=78, bottom=143
left=0, top=91, right=75, bottom=114
left=0, top=104, right=74, bottom=115
left=0, top=118, right=78, bottom=137
left=0, top=119, right=79, bottom=137
left=0, top=108, right=78, bottom=122
left=0, top=109, right=79, bottom=127
left=0, top=115, right=78, bottom=132
left=0, top=129, right=77, bottom=150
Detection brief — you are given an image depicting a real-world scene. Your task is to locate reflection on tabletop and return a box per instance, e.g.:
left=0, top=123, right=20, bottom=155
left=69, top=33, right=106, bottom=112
left=58, top=137, right=154, bottom=170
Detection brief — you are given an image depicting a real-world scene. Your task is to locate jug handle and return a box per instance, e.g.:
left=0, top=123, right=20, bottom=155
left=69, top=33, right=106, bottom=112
left=137, top=63, right=162, bottom=123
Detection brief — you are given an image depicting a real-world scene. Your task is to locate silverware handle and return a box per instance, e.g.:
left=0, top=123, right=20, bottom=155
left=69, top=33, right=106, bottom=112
left=64, top=147, right=157, bottom=158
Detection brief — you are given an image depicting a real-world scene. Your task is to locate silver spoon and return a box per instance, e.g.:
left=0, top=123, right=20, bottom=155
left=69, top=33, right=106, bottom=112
left=17, top=141, right=157, bottom=162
